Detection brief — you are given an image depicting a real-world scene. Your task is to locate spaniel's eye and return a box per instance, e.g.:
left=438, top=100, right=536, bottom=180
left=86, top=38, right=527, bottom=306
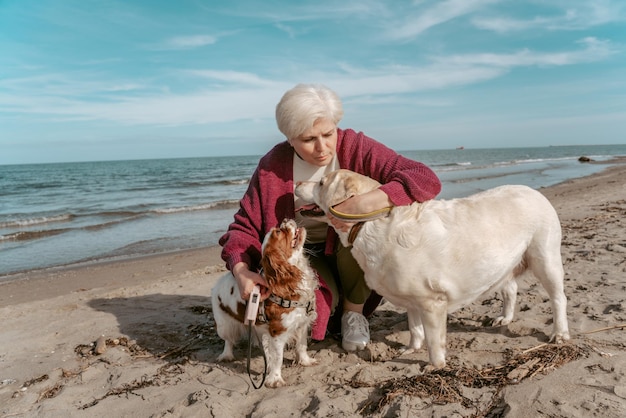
left=319, top=177, right=325, bottom=186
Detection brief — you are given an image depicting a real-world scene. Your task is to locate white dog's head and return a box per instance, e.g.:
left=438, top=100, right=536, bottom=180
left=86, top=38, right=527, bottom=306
left=295, top=169, right=381, bottom=219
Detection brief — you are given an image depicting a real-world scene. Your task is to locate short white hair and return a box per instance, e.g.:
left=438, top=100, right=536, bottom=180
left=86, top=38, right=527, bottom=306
left=275, top=84, right=344, bottom=140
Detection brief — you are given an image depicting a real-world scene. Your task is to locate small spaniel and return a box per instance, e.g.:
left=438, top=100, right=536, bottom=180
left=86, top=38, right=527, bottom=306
left=211, top=219, right=318, bottom=388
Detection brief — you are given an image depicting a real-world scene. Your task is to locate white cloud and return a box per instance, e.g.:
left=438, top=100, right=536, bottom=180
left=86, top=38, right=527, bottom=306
left=0, top=64, right=504, bottom=127
left=162, top=34, right=217, bottom=49
left=472, top=0, right=626, bottom=33
left=4, top=35, right=615, bottom=128
left=385, top=0, right=498, bottom=40
left=184, top=70, right=276, bottom=87
left=435, top=38, right=618, bottom=67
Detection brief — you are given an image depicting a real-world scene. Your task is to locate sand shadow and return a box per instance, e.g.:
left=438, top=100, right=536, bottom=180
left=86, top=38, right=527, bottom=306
left=87, top=293, right=223, bottom=360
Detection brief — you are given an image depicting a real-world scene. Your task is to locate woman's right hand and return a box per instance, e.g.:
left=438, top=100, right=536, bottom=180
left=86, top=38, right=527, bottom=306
left=232, top=262, right=270, bottom=301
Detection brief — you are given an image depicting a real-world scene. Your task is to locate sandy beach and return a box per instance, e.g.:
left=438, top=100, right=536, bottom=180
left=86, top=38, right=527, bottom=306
left=1, top=162, right=625, bottom=417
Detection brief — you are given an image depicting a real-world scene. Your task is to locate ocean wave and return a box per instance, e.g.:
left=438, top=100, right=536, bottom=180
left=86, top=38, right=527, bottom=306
left=84, top=215, right=144, bottom=231
left=221, top=179, right=249, bottom=185
left=0, top=200, right=240, bottom=243
left=432, top=162, right=472, bottom=168
left=99, top=210, right=142, bottom=217
left=0, top=228, right=69, bottom=242
left=153, top=200, right=240, bottom=214
left=511, top=156, right=576, bottom=165
left=0, top=214, right=75, bottom=228
left=182, top=178, right=249, bottom=187
left=448, top=167, right=546, bottom=184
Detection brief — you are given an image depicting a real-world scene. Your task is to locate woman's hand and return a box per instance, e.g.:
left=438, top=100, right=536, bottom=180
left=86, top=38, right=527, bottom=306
left=232, top=262, right=270, bottom=301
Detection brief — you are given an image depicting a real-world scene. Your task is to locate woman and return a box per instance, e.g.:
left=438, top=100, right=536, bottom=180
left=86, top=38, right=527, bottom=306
left=219, top=84, right=441, bottom=351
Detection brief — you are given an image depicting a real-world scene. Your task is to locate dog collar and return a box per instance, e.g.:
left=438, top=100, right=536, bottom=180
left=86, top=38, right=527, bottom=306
left=328, top=205, right=392, bottom=245
left=347, top=222, right=365, bottom=245
left=267, top=294, right=315, bottom=313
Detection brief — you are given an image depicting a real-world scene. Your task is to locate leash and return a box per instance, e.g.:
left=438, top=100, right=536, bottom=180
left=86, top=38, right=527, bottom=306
left=246, top=321, right=267, bottom=389
left=245, top=285, right=267, bottom=389
left=328, top=205, right=392, bottom=221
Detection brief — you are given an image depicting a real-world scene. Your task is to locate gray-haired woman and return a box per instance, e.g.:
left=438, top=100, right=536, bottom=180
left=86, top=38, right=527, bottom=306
left=220, top=83, right=441, bottom=351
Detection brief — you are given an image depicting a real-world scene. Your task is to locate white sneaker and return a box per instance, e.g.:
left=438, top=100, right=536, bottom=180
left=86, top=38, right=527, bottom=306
left=341, top=311, right=370, bottom=351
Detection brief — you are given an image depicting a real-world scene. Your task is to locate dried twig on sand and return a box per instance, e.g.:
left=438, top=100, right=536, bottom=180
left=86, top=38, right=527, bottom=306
left=357, top=343, right=588, bottom=416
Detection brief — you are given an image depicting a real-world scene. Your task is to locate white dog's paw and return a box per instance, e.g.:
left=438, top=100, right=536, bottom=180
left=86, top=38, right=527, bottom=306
left=423, top=362, right=446, bottom=373
left=216, top=352, right=235, bottom=362
left=550, top=331, right=571, bottom=343
left=297, top=356, right=319, bottom=367
left=399, top=346, right=420, bottom=356
left=492, top=316, right=512, bottom=327
left=265, top=377, right=287, bottom=388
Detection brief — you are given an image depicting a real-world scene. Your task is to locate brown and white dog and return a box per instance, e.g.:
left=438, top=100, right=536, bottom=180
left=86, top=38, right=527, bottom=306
left=295, top=169, right=570, bottom=369
left=211, top=219, right=318, bottom=387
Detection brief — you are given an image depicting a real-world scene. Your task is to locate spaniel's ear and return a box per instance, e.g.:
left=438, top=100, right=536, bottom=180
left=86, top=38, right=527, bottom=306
left=261, top=234, right=301, bottom=294
left=261, top=236, right=287, bottom=287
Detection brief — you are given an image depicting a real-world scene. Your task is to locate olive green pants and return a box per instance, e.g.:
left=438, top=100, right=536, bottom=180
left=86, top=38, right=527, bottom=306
left=306, top=241, right=371, bottom=314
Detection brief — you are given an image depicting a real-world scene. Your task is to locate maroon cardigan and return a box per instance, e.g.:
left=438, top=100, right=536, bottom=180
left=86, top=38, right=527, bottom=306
left=219, top=128, right=441, bottom=339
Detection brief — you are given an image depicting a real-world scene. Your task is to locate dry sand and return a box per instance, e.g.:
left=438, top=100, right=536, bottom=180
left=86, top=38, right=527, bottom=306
left=1, top=161, right=625, bottom=417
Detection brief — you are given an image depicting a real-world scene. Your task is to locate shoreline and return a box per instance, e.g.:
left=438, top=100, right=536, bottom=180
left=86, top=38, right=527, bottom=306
left=0, top=246, right=224, bottom=308
left=1, top=154, right=623, bottom=280
left=1, top=159, right=625, bottom=416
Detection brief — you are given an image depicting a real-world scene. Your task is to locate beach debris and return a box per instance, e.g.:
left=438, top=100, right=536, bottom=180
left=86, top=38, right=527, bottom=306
left=74, top=336, right=149, bottom=358
left=11, top=374, right=49, bottom=399
left=78, top=360, right=187, bottom=410
left=357, top=342, right=588, bottom=416
left=205, top=265, right=227, bottom=274
left=579, top=323, right=626, bottom=335
left=185, top=305, right=212, bottom=315
left=578, top=156, right=594, bottom=162
left=37, top=382, right=64, bottom=402
left=94, top=335, right=107, bottom=355
left=19, top=374, right=49, bottom=389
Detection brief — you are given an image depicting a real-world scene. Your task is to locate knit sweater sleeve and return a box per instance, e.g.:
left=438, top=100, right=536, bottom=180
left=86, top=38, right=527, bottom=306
left=218, top=166, right=264, bottom=271
left=218, top=142, right=295, bottom=272
left=337, top=128, right=441, bottom=205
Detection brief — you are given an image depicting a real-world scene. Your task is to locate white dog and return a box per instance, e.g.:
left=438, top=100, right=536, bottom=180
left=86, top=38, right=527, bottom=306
left=211, top=219, right=318, bottom=387
left=295, top=169, right=570, bottom=368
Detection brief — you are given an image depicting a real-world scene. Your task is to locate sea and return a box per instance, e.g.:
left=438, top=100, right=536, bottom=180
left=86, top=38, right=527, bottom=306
left=1, top=144, right=625, bottom=278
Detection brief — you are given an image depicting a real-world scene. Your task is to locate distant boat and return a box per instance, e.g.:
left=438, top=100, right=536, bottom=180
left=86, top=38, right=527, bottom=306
left=456, top=146, right=465, bottom=150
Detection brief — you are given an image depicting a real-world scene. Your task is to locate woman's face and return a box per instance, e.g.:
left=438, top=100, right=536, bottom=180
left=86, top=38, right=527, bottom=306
left=289, top=118, right=338, bottom=167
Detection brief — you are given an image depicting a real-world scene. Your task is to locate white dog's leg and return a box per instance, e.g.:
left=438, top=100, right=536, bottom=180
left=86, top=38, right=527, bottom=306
left=549, top=292, right=570, bottom=343
left=401, top=308, right=425, bottom=354
left=263, top=333, right=287, bottom=388
left=217, top=340, right=236, bottom=362
left=214, top=314, right=244, bottom=362
left=294, top=325, right=317, bottom=367
left=493, top=279, right=518, bottom=326
left=533, top=263, right=570, bottom=342
left=420, top=298, right=448, bottom=369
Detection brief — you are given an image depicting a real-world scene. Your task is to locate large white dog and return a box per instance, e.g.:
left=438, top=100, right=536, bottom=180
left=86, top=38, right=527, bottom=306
left=295, top=169, right=570, bottom=368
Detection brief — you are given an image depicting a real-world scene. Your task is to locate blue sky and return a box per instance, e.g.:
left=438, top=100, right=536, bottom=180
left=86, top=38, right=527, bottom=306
left=1, top=0, right=625, bottom=164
